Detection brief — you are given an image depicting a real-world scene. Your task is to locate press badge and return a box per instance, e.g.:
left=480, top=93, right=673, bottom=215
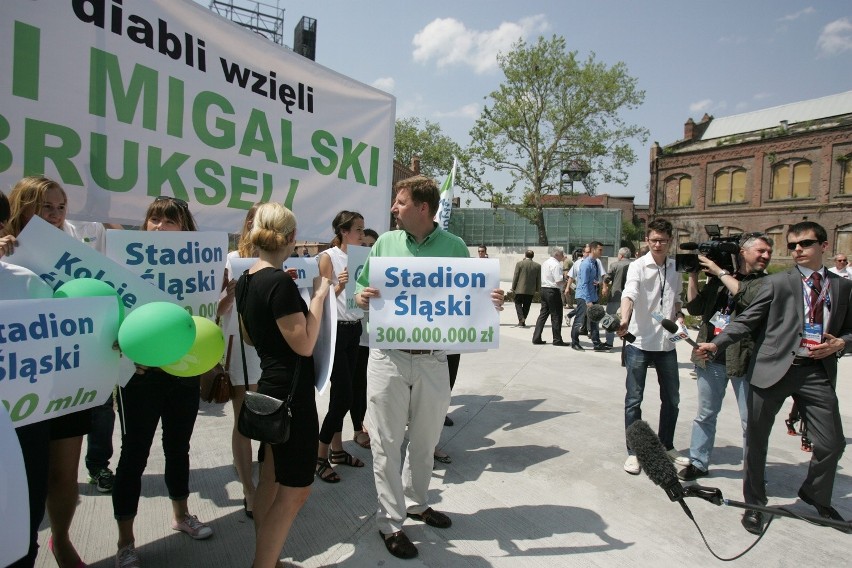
left=709, top=311, right=730, bottom=336
left=650, top=311, right=664, bottom=323
left=799, top=322, right=823, bottom=355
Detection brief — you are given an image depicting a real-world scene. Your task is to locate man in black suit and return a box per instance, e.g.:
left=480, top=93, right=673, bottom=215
left=511, top=250, right=541, bottom=327
left=697, top=221, right=852, bottom=534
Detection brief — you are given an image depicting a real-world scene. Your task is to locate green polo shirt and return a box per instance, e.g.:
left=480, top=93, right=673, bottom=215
left=355, top=224, right=470, bottom=294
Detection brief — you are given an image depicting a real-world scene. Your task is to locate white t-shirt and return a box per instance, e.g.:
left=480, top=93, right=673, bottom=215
left=63, top=220, right=107, bottom=253
left=0, top=261, right=53, bottom=300
left=828, top=266, right=851, bottom=279
left=321, top=246, right=361, bottom=322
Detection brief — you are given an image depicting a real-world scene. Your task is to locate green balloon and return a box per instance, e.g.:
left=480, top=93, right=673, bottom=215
left=54, top=277, right=125, bottom=324
left=162, top=316, right=225, bottom=377
left=118, top=302, right=195, bottom=367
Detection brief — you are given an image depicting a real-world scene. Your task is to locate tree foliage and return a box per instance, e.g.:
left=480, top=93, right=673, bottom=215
left=394, top=117, right=462, bottom=179
left=458, top=35, right=648, bottom=245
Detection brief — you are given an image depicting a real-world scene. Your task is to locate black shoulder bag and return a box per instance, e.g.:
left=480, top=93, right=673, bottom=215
left=236, top=270, right=298, bottom=445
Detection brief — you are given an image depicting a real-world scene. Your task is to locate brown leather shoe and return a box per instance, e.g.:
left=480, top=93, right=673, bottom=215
left=380, top=530, right=418, bottom=559
left=407, top=507, right=452, bottom=528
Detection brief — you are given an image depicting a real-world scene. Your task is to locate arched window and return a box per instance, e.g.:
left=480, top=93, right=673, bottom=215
left=771, top=159, right=811, bottom=199
left=664, top=175, right=692, bottom=207
left=766, top=225, right=786, bottom=257
left=837, top=224, right=852, bottom=255
left=841, top=156, right=852, bottom=195
left=713, top=168, right=747, bottom=204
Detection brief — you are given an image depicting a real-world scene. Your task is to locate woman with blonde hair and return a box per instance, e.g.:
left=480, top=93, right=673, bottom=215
left=235, top=202, right=329, bottom=568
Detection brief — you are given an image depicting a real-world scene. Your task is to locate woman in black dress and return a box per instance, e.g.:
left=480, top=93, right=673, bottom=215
left=235, top=202, right=329, bottom=568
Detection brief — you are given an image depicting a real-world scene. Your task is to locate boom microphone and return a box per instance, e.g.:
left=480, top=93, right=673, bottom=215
left=626, top=420, right=685, bottom=503
left=587, top=304, right=607, bottom=322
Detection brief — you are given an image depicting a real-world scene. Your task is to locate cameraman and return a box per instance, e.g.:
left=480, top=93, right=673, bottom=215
left=678, top=233, right=773, bottom=481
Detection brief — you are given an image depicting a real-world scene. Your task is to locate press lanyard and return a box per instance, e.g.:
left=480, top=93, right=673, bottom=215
left=657, top=262, right=667, bottom=310
left=798, top=268, right=831, bottom=323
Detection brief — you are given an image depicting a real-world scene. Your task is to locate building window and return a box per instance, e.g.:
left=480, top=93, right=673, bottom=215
left=712, top=168, right=747, bottom=204
left=664, top=175, right=692, bottom=207
left=842, top=157, right=852, bottom=195
left=766, top=226, right=786, bottom=257
left=770, top=159, right=812, bottom=199
left=837, top=225, right=852, bottom=254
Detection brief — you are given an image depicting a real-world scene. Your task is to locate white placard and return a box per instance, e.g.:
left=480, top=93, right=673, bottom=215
left=368, top=258, right=500, bottom=351
left=0, top=0, right=394, bottom=239
left=11, top=216, right=171, bottom=311
left=0, top=406, right=28, bottom=567
left=106, top=230, right=227, bottom=319
left=0, top=297, right=120, bottom=427
left=282, top=256, right=320, bottom=289
left=345, top=245, right=370, bottom=319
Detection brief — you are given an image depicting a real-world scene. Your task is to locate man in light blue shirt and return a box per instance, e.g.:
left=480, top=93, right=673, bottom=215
left=571, top=241, right=606, bottom=351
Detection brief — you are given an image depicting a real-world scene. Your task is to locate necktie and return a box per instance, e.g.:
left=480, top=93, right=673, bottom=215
left=810, top=272, right=824, bottom=325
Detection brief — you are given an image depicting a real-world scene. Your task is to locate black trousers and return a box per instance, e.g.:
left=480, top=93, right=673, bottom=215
left=320, top=322, right=362, bottom=443
left=532, top=287, right=563, bottom=343
left=9, top=421, right=50, bottom=568
left=514, top=294, right=533, bottom=322
left=744, top=363, right=845, bottom=506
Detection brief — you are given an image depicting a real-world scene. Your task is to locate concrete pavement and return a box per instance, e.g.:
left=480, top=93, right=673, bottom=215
left=33, top=302, right=852, bottom=567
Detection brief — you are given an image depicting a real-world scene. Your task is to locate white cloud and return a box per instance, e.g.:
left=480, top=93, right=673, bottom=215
left=817, top=18, right=852, bottom=57
left=371, top=77, right=395, bottom=93
left=689, top=99, right=713, bottom=113
left=753, top=92, right=773, bottom=101
left=434, top=103, right=480, bottom=119
left=779, top=7, right=815, bottom=22
left=412, top=15, right=549, bottom=74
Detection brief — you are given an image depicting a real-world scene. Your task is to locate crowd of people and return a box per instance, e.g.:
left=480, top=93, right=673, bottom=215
left=3, top=171, right=851, bottom=567
left=509, top=218, right=851, bottom=536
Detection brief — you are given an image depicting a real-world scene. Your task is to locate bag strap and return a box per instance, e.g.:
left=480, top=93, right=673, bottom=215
left=236, top=269, right=300, bottom=399
left=223, top=335, right=234, bottom=371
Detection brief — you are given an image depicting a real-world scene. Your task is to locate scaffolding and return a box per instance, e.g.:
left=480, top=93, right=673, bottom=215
left=209, top=0, right=284, bottom=45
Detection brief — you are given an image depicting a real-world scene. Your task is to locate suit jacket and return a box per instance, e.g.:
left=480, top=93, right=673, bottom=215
left=512, top=258, right=541, bottom=295
left=713, top=267, right=852, bottom=389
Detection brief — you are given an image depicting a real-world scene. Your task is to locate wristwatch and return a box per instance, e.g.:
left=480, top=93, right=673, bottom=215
left=716, top=270, right=731, bottom=278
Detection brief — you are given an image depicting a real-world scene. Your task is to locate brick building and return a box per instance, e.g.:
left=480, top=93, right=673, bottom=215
left=540, top=193, right=648, bottom=230
left=649, top=90, right=852, bottom=261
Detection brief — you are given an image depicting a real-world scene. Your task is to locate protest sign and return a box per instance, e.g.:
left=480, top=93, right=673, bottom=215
left=0, top=406, right=28, bottom=567
left=11, top=216, right=171, bottom=311
left=344, top=244, right=370, bottom=319
left=0, top=0, right=394, bottom=238
left=0, top=296, right=120, bottom=427
left=368, top=258, right=500, bottom=351
left=106, top=229, right=227, bottom=318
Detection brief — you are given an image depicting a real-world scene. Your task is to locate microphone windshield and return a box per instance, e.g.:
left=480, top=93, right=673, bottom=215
left=626, top=420, right=684, bottom=501
left=659, top=318, right=680, bottom=334
left=587, top=304, right=607, bottom=322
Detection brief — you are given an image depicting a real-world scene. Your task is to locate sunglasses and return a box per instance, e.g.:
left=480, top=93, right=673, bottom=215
left=838, top=259, right=849, bottom=263
left=154, top=195, right=189, bottom=209
left=786, top=238, right=821, bottom=251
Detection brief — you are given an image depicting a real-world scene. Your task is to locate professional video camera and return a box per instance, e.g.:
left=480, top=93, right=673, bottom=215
left=675, top=224, right=739, bottom=273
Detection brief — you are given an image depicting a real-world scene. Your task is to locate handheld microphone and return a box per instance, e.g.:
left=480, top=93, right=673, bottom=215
left=625, top=420, right=685, bottom=502
left=659, top=318, right=713, bottom=360
left=588, top=304, right=635, bottom=342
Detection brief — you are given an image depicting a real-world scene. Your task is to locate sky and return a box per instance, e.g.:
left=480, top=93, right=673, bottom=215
left=200, top=1, right=852, bottom=206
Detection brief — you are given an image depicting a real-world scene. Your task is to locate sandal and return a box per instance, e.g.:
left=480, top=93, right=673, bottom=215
left=784, top=418, right=799, bottom=436
left=329, top=449, right=365, bottom=467
left=434, top=452, right=452, bottom=464
left=801, top=436, right=813, bottom=452
left=315, top=458, right=341, bottom=483
left=353, top=431, right=371, bottom=449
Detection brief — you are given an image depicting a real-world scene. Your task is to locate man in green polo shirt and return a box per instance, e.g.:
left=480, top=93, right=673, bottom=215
left=355, top=175, right=503, bottom=559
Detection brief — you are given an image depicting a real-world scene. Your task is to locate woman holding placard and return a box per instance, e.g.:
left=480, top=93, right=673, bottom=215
left=3, top=176, right=101, bottom=568
left=315, top=210, right=367, bottom=482
left=216, top=203, right=264, bottom=518
left=235, top=202, right=329, bottom=568
left=112, top=197, right=213, bottom=568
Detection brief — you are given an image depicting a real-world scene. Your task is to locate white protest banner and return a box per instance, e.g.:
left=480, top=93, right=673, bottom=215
left=0, top=0, right=394, bottom=239
left=0, top=297, right=120, bottom=427
left=106, top=230, right=227, bottom=318
left=0, top=406, right=28, bottom=567
left=344, top=245, right=370, bottom=319
left=368, top=258, right=500, bottom=351
left=282, top=256, right=319, bottom=289
left=10, top=216, right=171, bottom=311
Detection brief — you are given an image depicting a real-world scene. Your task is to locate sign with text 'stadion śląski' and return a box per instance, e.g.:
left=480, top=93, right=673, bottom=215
left=368, top=258, right=500, bottom=351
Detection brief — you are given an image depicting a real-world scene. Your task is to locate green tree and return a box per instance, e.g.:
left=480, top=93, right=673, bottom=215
left=458, top=35, right=648, bottom=245
left=394, top=117, right=461, bottom=179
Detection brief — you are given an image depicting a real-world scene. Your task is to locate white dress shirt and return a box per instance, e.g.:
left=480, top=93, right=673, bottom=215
left=541, top=256, right=564, bottom=289
left=621, top=252, right=682, bottom=351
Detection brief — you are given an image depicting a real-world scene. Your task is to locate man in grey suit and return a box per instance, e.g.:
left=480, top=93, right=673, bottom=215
left=511, top=250, right=541, bottom=327
left=697, top=221, right=852, bottom=534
